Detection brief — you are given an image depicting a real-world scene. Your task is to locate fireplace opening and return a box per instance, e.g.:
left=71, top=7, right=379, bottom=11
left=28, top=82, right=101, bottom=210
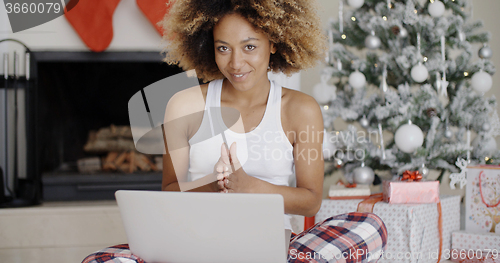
left=33, top=52, right=183, bottom=201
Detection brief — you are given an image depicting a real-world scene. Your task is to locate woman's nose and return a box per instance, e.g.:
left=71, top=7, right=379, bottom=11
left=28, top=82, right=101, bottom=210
left=229, top=50, right=244, bottom=69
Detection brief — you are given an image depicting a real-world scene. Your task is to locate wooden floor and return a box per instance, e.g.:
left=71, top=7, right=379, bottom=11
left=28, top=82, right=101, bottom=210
left=0, top=201, right=127, bottom=263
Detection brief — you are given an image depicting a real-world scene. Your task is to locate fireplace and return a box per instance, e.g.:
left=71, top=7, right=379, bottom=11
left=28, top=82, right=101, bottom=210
left=32, top=51, right=183, bottom=201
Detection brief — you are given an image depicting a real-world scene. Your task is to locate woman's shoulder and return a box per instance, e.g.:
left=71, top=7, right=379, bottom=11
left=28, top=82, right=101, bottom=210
left=165, top=83, right=209, bottom=121
left=281, top=88, right=321, bottom=117
left=280, top=87, right=323, bottom=130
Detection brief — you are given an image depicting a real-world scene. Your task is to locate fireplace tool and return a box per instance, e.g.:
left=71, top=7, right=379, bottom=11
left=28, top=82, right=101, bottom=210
left=0, top=39, right=39, bottom=207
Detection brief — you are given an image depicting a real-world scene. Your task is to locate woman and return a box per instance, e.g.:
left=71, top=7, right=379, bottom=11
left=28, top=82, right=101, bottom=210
left=83, top=1, right=387, bottom=262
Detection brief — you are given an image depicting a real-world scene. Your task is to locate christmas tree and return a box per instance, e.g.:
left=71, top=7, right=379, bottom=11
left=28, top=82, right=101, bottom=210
left=317, top=0, right=499, bottom=184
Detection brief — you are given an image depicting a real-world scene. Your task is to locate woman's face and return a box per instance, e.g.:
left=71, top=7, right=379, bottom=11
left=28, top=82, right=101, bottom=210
left=213, top=13, right=276, bottom=92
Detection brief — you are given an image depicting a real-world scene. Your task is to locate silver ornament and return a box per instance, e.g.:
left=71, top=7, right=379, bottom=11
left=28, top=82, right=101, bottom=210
left=334, top=158, right=343, bottom=168
left=419, top=164, right=429, bottom=179
left=444, top=129, right=453, bottom=138
left=483, top=122, right=491, bottom=131
left=478, top=44, right=493, bottom=59
left=365, top=31, right=381, bottom=49
left=399, top=27, right=408, bottom=38
left=353, top=164, right=375, bottom=185
left=360, top=115, right=369, bottom=128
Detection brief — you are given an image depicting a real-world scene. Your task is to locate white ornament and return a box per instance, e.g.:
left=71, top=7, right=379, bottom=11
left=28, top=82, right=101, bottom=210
left=441, top=74, right=449, bottom=97
left=394, top=122, right=424, bottom=153
left=313, top=83, right=337, bottom=104
left=444, top=128, right=453, bottom=138
left=360, top=115, right=369, bottom=128
left=399, top=27, right=408, bottom=38
left=365, top=31, right=381, bottom=49
left=471, top=70, right=493, bottom=94
left=411, top=63, right=429, bottom=83
left=435, top=72, right=441, bottom=93
left=378, top=123, right=386, bottom=160
left=458, top=31, right=466, bottom=42
left=349, top=70, right=366, bottom=89
left=449, top=158, right=467, bottom=190
left=428, top=0, right=445, bottom=17
left=347, top=0, right=364, bottom=9
left=353, top=163, right=375, bottom=185
left=380, top=64, right=388, bottom=92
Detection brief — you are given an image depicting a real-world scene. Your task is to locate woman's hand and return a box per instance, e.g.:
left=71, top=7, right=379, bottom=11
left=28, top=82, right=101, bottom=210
left=221, top=142, right=258, bottom=193
left=213, top=143, right=232, bottom=192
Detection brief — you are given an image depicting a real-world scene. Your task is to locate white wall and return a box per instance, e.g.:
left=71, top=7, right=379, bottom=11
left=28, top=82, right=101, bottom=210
left=0, top=0, right=163, bottom=76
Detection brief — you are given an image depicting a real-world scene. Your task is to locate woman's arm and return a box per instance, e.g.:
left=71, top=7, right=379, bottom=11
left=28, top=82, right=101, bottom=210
left=222, top=90, right=324, bottom=217
left=161, top=85, right=222, bottom=192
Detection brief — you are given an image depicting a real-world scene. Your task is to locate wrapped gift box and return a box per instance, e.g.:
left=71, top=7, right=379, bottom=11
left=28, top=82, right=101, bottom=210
left=450, top=231, right=500, bottom=263
left=465, top=166, right=500, bottom=234
left=383, top=180, right=440, bottom=204
left=315, top=195, right=461, bottom=263
left=329, top=184, right=371, bottom=199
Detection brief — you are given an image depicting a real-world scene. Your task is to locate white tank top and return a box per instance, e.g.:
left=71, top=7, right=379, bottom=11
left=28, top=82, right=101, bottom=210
left=188, top=79, right=294, bottom=230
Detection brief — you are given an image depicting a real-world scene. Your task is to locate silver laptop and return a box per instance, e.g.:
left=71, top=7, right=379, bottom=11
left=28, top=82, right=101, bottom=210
left=115, top=190, right=288, bottom=263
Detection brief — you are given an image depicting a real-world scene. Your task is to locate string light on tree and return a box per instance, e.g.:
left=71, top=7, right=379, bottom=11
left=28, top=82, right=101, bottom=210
left=428, top=0, right=445, bottom=17
left=349, top=70, right=366, bottom=89
left=394, top=121, right=424, bottom=153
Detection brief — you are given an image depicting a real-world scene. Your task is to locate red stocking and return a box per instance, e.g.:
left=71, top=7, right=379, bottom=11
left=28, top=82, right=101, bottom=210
left=136, top=0, right=173, bottom=36
left=64, top=0, right=122, bottom=52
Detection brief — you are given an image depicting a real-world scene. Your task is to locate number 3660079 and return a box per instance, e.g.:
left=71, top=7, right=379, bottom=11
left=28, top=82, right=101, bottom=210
left=5, top=2, right=62, bottom=14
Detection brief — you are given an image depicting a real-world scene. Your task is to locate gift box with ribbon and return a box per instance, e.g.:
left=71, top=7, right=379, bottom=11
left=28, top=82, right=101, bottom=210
left=328, top=182, right=371, bottom=200
left=383, top=170, right=440, bottom=204
left=311, top=195, right=461, bottom=263
left=465, top=166, right=500, bottom=234
left=450, top=231, right=500, bottom=263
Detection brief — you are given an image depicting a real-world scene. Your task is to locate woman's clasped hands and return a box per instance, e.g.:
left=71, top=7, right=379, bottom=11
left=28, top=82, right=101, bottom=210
left=213, top=142, right=256, bottom=193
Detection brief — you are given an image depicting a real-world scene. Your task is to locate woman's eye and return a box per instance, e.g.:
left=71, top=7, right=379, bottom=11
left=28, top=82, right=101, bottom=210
left=245, top=45, right=256, bottom=51
left=217, top=46, right=228, bottom=52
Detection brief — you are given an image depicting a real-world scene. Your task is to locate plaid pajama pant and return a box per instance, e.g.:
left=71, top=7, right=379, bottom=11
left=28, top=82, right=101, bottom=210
left=82, top=212, right=387, bottom=263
